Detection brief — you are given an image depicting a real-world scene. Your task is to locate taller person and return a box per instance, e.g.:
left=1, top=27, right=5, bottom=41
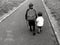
left=25, top=3, right=37, bottom=35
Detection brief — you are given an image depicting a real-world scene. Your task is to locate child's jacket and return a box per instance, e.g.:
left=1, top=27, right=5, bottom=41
left=36, top=16, right=44, bottom=26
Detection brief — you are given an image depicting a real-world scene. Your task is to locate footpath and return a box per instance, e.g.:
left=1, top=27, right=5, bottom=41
left=42, top=0, right=60, bottom=45
left=0, top=0, right=59, bottom=45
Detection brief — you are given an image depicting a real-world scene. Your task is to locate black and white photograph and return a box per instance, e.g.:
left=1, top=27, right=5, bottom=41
left=0, top=0, right=60, bottom=45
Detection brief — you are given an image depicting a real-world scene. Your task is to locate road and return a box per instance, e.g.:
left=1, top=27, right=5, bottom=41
left=0, top=0, right=58, bottom=45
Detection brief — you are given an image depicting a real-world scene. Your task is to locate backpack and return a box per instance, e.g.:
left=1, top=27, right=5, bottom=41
left=27, top=9, right=36, bottom=20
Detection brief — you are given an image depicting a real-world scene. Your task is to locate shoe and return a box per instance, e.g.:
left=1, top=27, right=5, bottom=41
left=37, top=32, right=40, bottom=34
left=33, top=33, right=36, bottom=36
left=37, top=30, right=42, bottom=34
left=40, top=30, right=42, bottom=32
left=37, top=29, right=40, bottom=34
left=30, top=29, right=32, bottom=32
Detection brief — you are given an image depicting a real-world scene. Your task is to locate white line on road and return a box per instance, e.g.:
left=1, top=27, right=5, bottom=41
left=4, top=38, right=15, bottom=42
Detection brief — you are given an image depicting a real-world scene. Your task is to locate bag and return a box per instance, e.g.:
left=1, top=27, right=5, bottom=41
left=27, top=9, right=36, bottom=20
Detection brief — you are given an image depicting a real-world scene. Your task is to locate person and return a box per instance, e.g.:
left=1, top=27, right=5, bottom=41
left=25, top=3, right=37, bottom=35
left=36, top=12, right=44, bottom=34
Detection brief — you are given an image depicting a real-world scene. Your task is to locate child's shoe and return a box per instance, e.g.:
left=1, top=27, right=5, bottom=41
left=40, top=30, right=42, bottom=32
left=37, top=29, right=40, bottom=34
left=33, top=33, right=36, bottom=36
left=37, top=31, right=40, bottom=34
left=37, top=29, right=42, bottom=34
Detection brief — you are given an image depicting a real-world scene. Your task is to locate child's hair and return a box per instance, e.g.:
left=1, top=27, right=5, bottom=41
left=38, top=12, right=42, bottom=16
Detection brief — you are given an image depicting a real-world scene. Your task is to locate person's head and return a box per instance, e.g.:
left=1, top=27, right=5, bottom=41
left=38, top=12, right=42, bottom=16
left=29, top=3, right=33, bottom=9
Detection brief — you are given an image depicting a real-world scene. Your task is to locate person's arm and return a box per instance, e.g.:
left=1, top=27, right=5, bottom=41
left=25, top=10, right=27, bottom=20
left=25, top=9, right=29, bottom=20
left=35, top=18, right=38, bottom=25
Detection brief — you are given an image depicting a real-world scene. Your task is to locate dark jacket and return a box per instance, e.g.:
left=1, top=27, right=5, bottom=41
left=25, top=8, right=37, bottom=20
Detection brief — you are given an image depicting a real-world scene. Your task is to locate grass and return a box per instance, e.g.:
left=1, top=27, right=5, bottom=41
left=45, top=0, right=60, bottom=27
left=42, top=0, right=60, bottom=44
left=0, top=0, right=26, bottom=17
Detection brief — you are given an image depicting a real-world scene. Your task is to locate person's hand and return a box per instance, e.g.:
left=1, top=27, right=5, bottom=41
left=26, top=21, right=28, bottom=24
left=35, top=21, right=37, bottom=25
left=25, top=20, right=28, bottom=25
left=26, top=21, right=29, bottom=28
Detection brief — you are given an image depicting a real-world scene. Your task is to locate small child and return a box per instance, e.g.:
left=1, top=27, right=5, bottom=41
left=36, top=12, right=44, bottom=34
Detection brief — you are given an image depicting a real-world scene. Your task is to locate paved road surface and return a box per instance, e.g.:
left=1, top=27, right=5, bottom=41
left=0, top=0, right=58, bottom=45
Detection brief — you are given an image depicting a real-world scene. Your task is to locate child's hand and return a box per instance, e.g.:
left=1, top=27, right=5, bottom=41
left=35, top=21, right=37, bottom=25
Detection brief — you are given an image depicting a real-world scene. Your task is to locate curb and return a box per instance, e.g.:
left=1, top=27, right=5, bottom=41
left=42, top=0, right=60, bottom=45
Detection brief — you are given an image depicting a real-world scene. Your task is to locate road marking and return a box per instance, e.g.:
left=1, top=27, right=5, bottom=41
left=6, top=30, right=12, bottom=33
left=4, top=38, right=15, bottom=41
left=6, top=34, right=13, bottom=38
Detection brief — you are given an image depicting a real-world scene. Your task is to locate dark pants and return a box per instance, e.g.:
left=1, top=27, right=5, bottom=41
left=28, top=20, right=35, bottom=32
left=37, top=26, right=42, bottom=32
left=37, top=26, right=42, bottom=30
